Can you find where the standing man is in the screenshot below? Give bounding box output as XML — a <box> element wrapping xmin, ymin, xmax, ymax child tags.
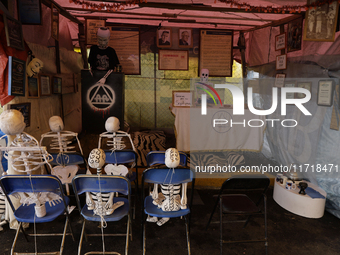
<box><xmin>88</xmin><ymin>27</ymin><xmax>120</xmax><ymax>71</ymax></box>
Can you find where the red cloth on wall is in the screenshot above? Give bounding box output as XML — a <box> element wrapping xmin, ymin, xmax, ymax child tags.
<box><xmin>0</xmin><ymin>12</ymin><xmax>29</xmax><ymax>106</ymax></box>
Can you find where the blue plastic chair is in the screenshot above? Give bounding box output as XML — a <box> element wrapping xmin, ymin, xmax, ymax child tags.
<box><xmin>49</xmin><ymin>152</ymin><xmax>89</xmax><ymax>173</ymax></box>
<box><xmin>104</xmin><ymin>149</ymin><xmax>138</xmax><ymax>218</ymax></box>
<box><xmin>72</xmin><ymin>174</ymin><xmax>132</xmax><ymax>255</ymax></box>
<box><xmin>141</xmin><ymin>167</ymin><xmax>195</xmax><ymax>255</ymax></box>
<box><xmin>146</xmin><ymin>151</ymin><xmax>188</xmax><ymax>167</ymax></box>
<box><xmin>0</xmin><ymin>175</ymin><xmax>75</xmax><ymax>255</ymax></box>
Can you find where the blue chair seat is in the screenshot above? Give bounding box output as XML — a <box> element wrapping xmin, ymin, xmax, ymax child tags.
<box><xmin>144</xmin><ymin>195</ymin><xmax>190</xmax><ymax>218</ymax></box>
<box><xmin>15</xmin><ymin>196</ymin><xmax>70</xmax><ymax>223</ymax></box>
<box><xmin>81</xmin><ymin>197</ymin><xmax>129</xmax><ymax>222</ymax></box>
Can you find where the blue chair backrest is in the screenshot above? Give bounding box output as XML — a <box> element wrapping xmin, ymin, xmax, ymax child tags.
<box><xmin>72</xmin><ymin>175</ymin><xmax>130</xmax><ymax>195</ymax></box>
<box><xmin>104</xmin><ymin>150</ymin><xmax>137</xmax><ymax>164</ymax></box>
<box><xmin>0</xmin><ymin>175</ymin><xmax>63</xmax><ymax>195</ymax></box>
<box><xmin>0</xmin><ymin>129</ymin><xmax>8</xmax><ymax>172</ymax></box>
<box><xmin>146</xmin><ymin>151</ymin><xmax>187</xmax><ymax>167</ymax></box>
<box><xmin>50</xmin><ymin>152</ymin><xmax>86</xmax><ymax>166</ymax></box>
<box><xmin>143</xmin><ymin>168</ymin><xmax>194</xmax><ymax>185</ymax></box>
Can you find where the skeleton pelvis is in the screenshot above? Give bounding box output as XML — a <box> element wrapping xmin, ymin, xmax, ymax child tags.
<box><xmin>160</xmin><ymin>194</ymin><xmax>181</xmax><ymax>212</ymax></box>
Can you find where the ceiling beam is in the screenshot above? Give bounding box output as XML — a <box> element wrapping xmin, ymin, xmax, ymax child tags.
<box><xmin>41</xmin><ymin>0</ymin><xmax>82</xmax><ymax>24</ymax></box>
<box><xmin>244</xmin><ymin>14</ymin><xmax>304</xmax><ymax>32</ymax></box>
<box><xmin>65</xmin><ymin>7</ymin><xmax>276</xmax><ymax>22</ymax></box>
<box><xmin>138</xmin><ymin>2</ymin><xmax>305</xmax><ymax>15</ymax></box>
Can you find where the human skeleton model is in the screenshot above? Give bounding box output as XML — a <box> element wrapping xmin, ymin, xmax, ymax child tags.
<box><xmin>0</xmin><ymin>110</ymin><xmax>61</xmax><ymax>218</ymax></box>
<box><xmin>147</xmin><ymin>148</ymin><xmax>188</xmax><ymax>226</ymax></box>
<box><xmin>98</xmin><ymin>116</ymin><xmax>136</xmax><ymax>177</ymax></box>
<box><xmin>86</xmin><ymin>148</ymin><xmax>123</xmax><ymax>217</ymax></box>
<box><xmin>40</xmin><ymin>116</ymin><xmax>86</xmax><ymax>194</ymax></box>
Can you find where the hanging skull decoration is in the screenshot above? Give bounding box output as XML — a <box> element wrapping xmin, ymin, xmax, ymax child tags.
<box><xmin>26</xmin><ymin>58</ymin><xmax>44</xmax><ymax>77</ymax></box>
<box><xmin>165</xmin><ymin>148</ymin><xmax>180</xmax><ymax>168</ymax></box>
<box><xmin>88</xmin><ymin>148</ymin><xmax>106</xmax><ymax>169</ymax></box>
<box><xmin>200</xmin><ymin>68</ymin><xmax>209</xmax><ymax>83</ymax></box>
<box><xmin>0</xmin><ymin>109</ymin><xmax>26</xmax><ymax>136</ymax></box>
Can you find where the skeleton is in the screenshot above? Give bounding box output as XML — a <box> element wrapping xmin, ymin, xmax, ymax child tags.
<box><xmin>40</xmin><ymin>116</ymin><xmax>86</xmax><ymax>194</ymax></box>
<box><xmin>195</xmin><ymin>68</ymin><xmax>214</xmax><ymax>106</ymax></box>
<box><xmin>0</xmin><ymin>110</ymin><xmax>58</xmax><ymax>218</ymax></box>
<box><xmin>148</xmin><ymin>148</ymin><xmax>188</xmax><ymax>226</ymax></box>
<box><xmin>99</xmin><ymin>116</ymin><xmax>136</xmax><ymax>177</ymax></box>
<box><xmin>86</xmin><ymin>148</ymin><xmax>124</xmax><ymax>217</ymax></box>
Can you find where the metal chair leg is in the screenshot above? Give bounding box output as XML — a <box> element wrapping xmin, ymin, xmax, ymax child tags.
<box><xmin>10</xmin><ymin>222</ymin><xmax>22</xmax><ymax>255</ymax></box>
<box><xmin>125</xmin><ymin>214</ymin><xmax>130</xmax><ymax>255</ymax></box>
<box><xmin>219</xmin><ymin>197</ymin><xmax>223</xmax><ymax>255</ymax></box>
<box><xmin>264</xmin><ymin>195</ymin><xmax>268</xmax><ymax>255</ymax></box>
<box><xmin>78</xmin><ymin>220</ymin><xmax>86</xmax><ymax>255</ymax></box>
<box><xmin>143</xmin><ymin>219</ymin><xmax>146</xmax><ymax>255</ymax></box>
<box><xmin>184</xmin><ymin>215</ymin><xmax>191</xmax><ymax>255</ymax></box>
<box><xmin>206</xmin><ymin>197</ymin><xmax>220</xmax><ymax>231</ymax></box>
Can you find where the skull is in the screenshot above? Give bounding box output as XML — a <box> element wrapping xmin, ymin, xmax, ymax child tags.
<box><xmin>97</xmin><ymin>27</ymin><xmax>110</xmax><ymax>50</ymax></box>
<box><xmin>0</xmin><ymin>109</ymin><xmax>26</xmax><ymax>135</ymax></box>
<box><xmin>49</xmin><ymin>116</ymin><xmax>64</xmax><ymax>132</ymax></box>
<box><xmin>105</xmin><ymin>117</ymin><xmax>120</xmax><ymax>133</ymax></box>
<box><xmin>27</xmin><ymin>58</ymin><xmax>43</xmax><ymax>77</ymax></box>
<box><xmin>88</xmin><ymin>148</ymin><xmax>106</xmax><ymax>169</ymax></box>
<box><xmin>200</xmin><ymin>69</ymin><xmax>209</xmax><ymax>83</ymax></box>
<box><xmin>165</xmin><ymin>148</ymin><xmax>180</xmax><ymax>168</ymax></box>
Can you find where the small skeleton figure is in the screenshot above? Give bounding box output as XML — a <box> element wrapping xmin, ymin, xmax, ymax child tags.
<box><xmin>40</xmin><ymin>116</ymin><xmax>87</xmax><ymax>194</ymax></box>
<box><xmin>148</xmin><ymin>148</ymin><xmax>188</xmax><ymax>226</ymax></box>
<box><xmin>0</xmin><ymin>110</ymin><xmax>52</xmax><ymax>175</ymax></box>
<box><xmin>195</xmin><ymin>68</ymin><xmax>215</xmax><ymax>106</ymax></box>
<box><xmin>86</xmin><ymin>148</ymin><xmax>124</xmax><ymax>217</ymax></box>
<box><xmin>99</xmin><ymin>117</ymin><xmax>136</xmax><ymax>177</ymax></box>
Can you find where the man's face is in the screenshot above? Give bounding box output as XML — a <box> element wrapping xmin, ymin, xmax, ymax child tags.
<box><xmin>98</xmin><ymin>36</ymin><xmax>109</xmax><ymax>49</ymax></box>
<box><xmin>181</xmin><ymin>31</ymin><xmax>189</xmax><ymax>42</ymax></box>
<box><xmin>161</xmin><ymin>32</ymin><xmax>169</xmax><ymax>43</ymax></box>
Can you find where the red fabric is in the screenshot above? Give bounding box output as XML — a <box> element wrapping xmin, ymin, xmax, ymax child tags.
<box><xmin>0</xmin><ymin>12</ymin><xmax>29</xmax><ymax>106</ymax></box>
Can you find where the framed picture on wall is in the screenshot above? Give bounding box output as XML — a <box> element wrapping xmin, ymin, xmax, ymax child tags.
<box><xmin>9</xmin><ymin>103</ymin><xmax>31</xmax><ymax>127</ymax></box>
<box><xmin>303</xmin><ymin>0</ymin><xmax>339</xmax><ymax>42</ymax></box>
<box><xmin>157</xmin><ymin>28</ymin><xmax>172</xmax><ymax>48</ymax></box>
<box><xmin>8</xmin><ymin>56</ymin><xmax>25</xmax><ymax>96</ymax></box>
<box><xmin>317</xmin><ymin>80</ymin><xmax>334</xmax><ymax>106</ymax></box>
<box><xmin>17</xmin><ymin>0</ymin><xmax>42</xmax><ymax>25</ymax></box>
<box><xmin>274</xmin><ymin>73</ymin><xmax>286</xmax><ymax>87</ymax></box>
<box><xmin>275</xmin><ymin>33</ymin><xmax>286</xmax><ymax>51</ymax></box>
<box><xmin>3</xmin><ymin>14</ymin><xmax>25</xmax><ymax>51</ymax></box>
<box><xmin>284</xmin><ymin>82</ymin><xmax>296</xmax><ymax>99</ymax></box>
<box><xmin>287</xmin><ymin>17</ymin><xmax>303</xmax><ymax>52</ymax></box>
<box><xmin>52</xmin><ymin>76</ymin><xmax>62</xmax><ymax>94</ymax></box>
<box><xmin>51</xmin><ymin>4</ymin><xmax>59</xmax><ymax>41</ymax></box>
<box><xmin>296</xmin><ymin>82</ymin><xmax>312</xmax><ymax>99</ymax></box>
<box><xmin>27</xmin><ymin>77</ymin><xmax>39</xmax><ymax>98</ymax></box>
<box><xmin>178</xmin><ymin>28</ymin><xmax>193</xmax><ymax>48</ymax></box>
<box><xmin>159</xmin><ymin>50</ymin><xmax>188</xmax><ymax>70</ymax></box>
<box><xmin>40</xmin><ymin>74</ymin><xmax>51</xmax><ymax>96</ymax></box>
<box><xmin>276</xmin><ymin>54</ymin><xmax>287</xmax><ymax>70</ymax></box>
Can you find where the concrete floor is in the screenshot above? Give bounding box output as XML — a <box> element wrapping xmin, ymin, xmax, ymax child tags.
<box><xmin>1</xmin><ymin>186</ymin><xmax>340</xmax><ymax>255</ymax></box>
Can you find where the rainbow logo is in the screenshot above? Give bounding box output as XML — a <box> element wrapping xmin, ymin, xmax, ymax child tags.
<box><xmin>196</xmin><ymin>82</ymin><xmax>223</xmax><ymax>106</ymax></box>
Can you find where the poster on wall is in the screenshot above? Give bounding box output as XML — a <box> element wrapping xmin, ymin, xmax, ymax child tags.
<box><xmin>199</xmin><ymin>29</ymin><xmax>233</xmax><ymax>77</ymax></box>
<box><xmin>4</xmin><ymin>14</ymin><xmax>25</xmax><ymax>51</ymax></box>
<box><xmin>158</xmin><ymin>50</ymin><xmax>188</xmax><ymax>70</ymax></box>
<box><xmin>8</xmin><ymin>56</ymin><xmax>25</xmax><ymax>96</ymax></box>
<box><xmin>303</xmin><ymin>0</ymin><xmax>339</xmax><ymax>42</ymax></box>
<box><xmin>287</xmin><ymin>17</ymin><xmax>303</xmax><ymax>52</ymax></box>
<box><xmin>86</xmin><ymin>19</ymin><xmax>106</xmax><ymax>45</ymax></box>
<box><xmin>17</xmin><ymin>0</ymin><xmax>42</xmax><ymax>25</ymax></box>
<box><xmin>107</xmin><ymin>25</ymin><xmax>140</xmax><ymax>75</ymax></box>
<box><xmin>51</xmin><ymin>4</ymin><xmax>59</xmax><ymax>41</ymax></box>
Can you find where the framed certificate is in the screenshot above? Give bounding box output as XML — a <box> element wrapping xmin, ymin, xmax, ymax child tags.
<box><xmin>296</xmin><ymin>82</ymin><xmax>312</xmax><ymax>99</ymax></box>
<box><xmin>284</xmin><ymin>82</ymin><xmax>296</xmax><ymax>99</ymax></box>
<box><xmin>159</xmin><ymin>50</ymin><xmax>188</xmax><ymax>70</ymax></box>
<box><xmin>275</xmin><ymin>32</ymin><xmax>286</xmax><ymax>51</ymax></box>
<box><xmin>276</xmin><ymin>54</ymin><xmax>287</xmax><ymax>70</ymax></box>
<box><xmin>3</xmin><ymin>14</ymin><xmax>25</xmax><ymax>51</ymax></box>
<box><xmin>52</xmin><ymin>76</ymin><xmax>62</xmax><ymax>94</ymax></box>
<box><xmin>172</xmin><ymin>90</ymin><xmax>192</xmax><ymax>107</ymax></box>
<box><xmin>317</xmin><ymin>80</ymin><xmax>334</xmax><ymax>106</ymax></box>
<box><xmin>17</xmin><ymin>0</ymin><xmax>42</xmax><ymax>25</ymax></box>
<box><xmin>274</xmin><ymin>73</ymin><xmax>286</xmax><ymax>87</ymax></box>
<box><xmin>27</xmin><ymin>77</ymin><xmax>39</xmax><ymax>98</ymax></box>
<box><xmin>40</xmin><ymin>74</ymin><xmax>51</xmax><ymax>96</ymax></box>
<box><xmin>8</xmin><ymin>56</ymin><xmax>25</xmax><ymax>96</ymax></box>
